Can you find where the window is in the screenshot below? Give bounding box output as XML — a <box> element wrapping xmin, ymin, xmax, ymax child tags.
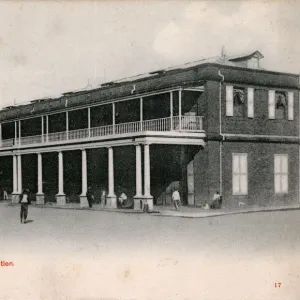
<box><xmin>269</xmin><ymin>90</ymin><xmax>293</xmax><ymax>120</ymax></box>
<box><xmin>275</xmin><ymin>92</ymin><xmax>287</xmax><ymax>120</ymax></box>
<box><xmin>232</xmin><ymin>153</ymin><xmax>248</xmax><ymax>195</ymax></box>
<box><xmin>274</xmin><ymin>154</ymin><xmax>288</xmax><ymax>194</ymax></box>
<box><xmin>226</xmin><ymin>85</ymin><xmax>247</xmax><ymax>117</ymax></box>
<box><xmin>233</xmin><ymin>88</ymin><xmax>245</xmax><ymax>117</ymax></box>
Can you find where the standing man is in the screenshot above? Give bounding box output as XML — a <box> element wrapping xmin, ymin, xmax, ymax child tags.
<box><xmin>3</xmin><ymin>188</ymin><xmax>8</xmax><ymax>200</ymax></box>
<box><xmin>86</xmin><ymin>186</ymin><xmax>94</xmax><ymax>208</ymax></box>
<box><xmin>19</xmin><ymin>188</ymin><xmax>30</xmax><ymax>224</ymax></box>
<box><xmin>172</xmin><ymin>187</ymin><xmax>181</xmax><ymax>210</ymax></box>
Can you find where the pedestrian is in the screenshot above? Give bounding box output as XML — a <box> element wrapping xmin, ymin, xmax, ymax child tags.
<box><xmin>19</xmin><ymin>189</ymin><xmax>30</xmax><ymax>224</ymax></box>
<box><xmin>210</xmin><ymin>191</ymin><xmax>221</xmax><ymax>209</ymax></box>
<box><xmin>118</xmin><ymin>192</ymin><xmax>127</xmax><ymax>208</ymax></box>
<box><xmin>3</xmin><ymin>188</ymin><xmax>8</xmax><ymax>200</ymax></box>
<box><xmin>100</xmin><ymin>189</ymin><xmax>106</xmax><ymax>207</ymax></box>
<box><xmin>86</xmin><ymin>186</ymin><xmax>94</xmax><ymax>208</ymax></box>
<box><xmin>172</xmin><ymin>187</ymin><xmax>180</xmax><ymax>210</ymax></box>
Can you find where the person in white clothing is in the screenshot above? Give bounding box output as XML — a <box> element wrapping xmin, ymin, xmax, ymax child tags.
<box><xmin>172</xmin><ymin>188</ymin><xmax>180</xmax><ymax>210</ymax></box>
<box><xmin>210</xmin><ymin>191</ymin><xmax>221</xmax><ymax>209</ymax></box>
<box><xmin>118</xmin><ymin>192</ymin><xmax>127</xmax><ymax>208</ymax></box>
<box><xmin>3</xmin><ymin>188</ymin><xmax>8</xmax><ymax>200</ymax></box>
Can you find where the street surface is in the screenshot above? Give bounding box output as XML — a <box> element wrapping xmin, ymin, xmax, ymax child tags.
<box><xmin>0</xmin><ymin>202</ymin><xmax>299</xmax><ymax>300</ymax></box>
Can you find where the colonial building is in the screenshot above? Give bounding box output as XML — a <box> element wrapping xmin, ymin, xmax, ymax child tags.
<box><xmin>0</xmin><ymin>50</ymin><xmax>299</xmax><ymax>210</ymax></box>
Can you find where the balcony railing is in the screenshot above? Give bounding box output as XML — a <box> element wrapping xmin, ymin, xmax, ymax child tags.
<box><xmin>0</xmin><ymin>116</ymin><xmax>204</xmax><ymax>149</ymax></box>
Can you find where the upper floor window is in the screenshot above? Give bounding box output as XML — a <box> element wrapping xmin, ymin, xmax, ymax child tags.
<box><xmin>233</xmin><ymin>88</ymin><xmax>245</xmax><ymax>117</ymax></box>
<box><xmin>268</xmin><ymin>90</ymin><xmax>294</xmax><ymax>120</ymax></box>
<box><xmin>226</xmin><ymin>85</ymin><xmax>254</xmax><ymax>118</ymax></box>
<box><xmin>275</xmin><ymin>92</ymin><xmax>287</xmax><ymax>119</ymax></box>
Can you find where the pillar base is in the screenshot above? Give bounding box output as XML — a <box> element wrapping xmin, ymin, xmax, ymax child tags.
<box><xmin>80</xmin><ymin>195</ymin><xmax>89</xmax><ymax>208</ymax></box>
<box><xmin>56</xmin><ymin>194</ymin><xmax>66</xmax><ymax>205</ymax></box>
<box><xmin>106</xmin><ymin>195</ymin><xmax>117</xmax><ymax>209</ymax></box>
<box><xmin>36</xmin><ymin>193</ymin><xmax>45</xmax><ymax>205</ymax></box>
<box><xmin>133</xmin><ymin>195</ymin><xmax>143</xmax><ymax>211</ymax></box>
<box><xmin>143</xmin><ymin>196</ymin><xmax>154</xmax><ymax>212</ymax></box>
<box><xmin>11</xmin><ymin>193</ymin><xmax>20</xmax><ymax>204</ymax></box>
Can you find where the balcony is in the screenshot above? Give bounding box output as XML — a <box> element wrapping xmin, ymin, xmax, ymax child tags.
<box><xmin>0</xmin><ymin>115</ymin><xmax>204</xmax><ymax>149</ymax></box>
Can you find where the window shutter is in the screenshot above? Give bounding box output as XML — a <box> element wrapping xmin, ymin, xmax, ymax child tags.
<box><xmin>288</xmin><ymin>92</ymin><xmax>294</xmax><ymax>120</ymax></box>
<box><xmin>226</xmin><ymin>86</ymin><xmax>233</xmax><ymax>116</ymax></box>
<box><xmin>268</xmin><ymin>90</ymin><xmax>275</xmax><ymax>119</ymax></box>
<box><xmin>247</xmin><ymin>88</ymin><xmax>254</xmax><ymax>118</ymax></box>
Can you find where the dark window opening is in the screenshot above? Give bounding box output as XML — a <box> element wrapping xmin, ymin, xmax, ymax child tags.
<box><xmin>275</xmin><ymin>92</ymin><xmax>287</xmax><ymax>120</ymax></box>
<box><xmin>233</xmin><ymin>88</ymin><xmax>245</xmax><ymax>117</ymax></box>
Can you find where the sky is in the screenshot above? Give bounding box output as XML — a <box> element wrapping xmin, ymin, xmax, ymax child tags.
<box><xmin>0</xmin><ymin>0</ymin><xmax>299</xmax><ymax>108</ymax></box>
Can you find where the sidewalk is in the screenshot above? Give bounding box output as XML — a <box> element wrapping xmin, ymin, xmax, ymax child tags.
<box><xmin>4</xmin><ymin>200</ymin><xmax>300</xmax><ymax>218</ymax></box>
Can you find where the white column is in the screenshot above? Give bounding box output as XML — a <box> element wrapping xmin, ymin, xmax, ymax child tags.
<box><xmin>108</xmin><ymin>147</ymin><xmax>115</xmax><ymax>197</ymax></box>
<box><xmin>37</xmin><ymin>153</ymin><xmax>43</xmax><ymax>194</ymax></box>
<box><xmin>66</xmin><ymin>111</ymin><xmax>69</xmax><ymax>140</ymax></box>
<box><xmin>170</xmin><ymin>92</ymin><xmax>173</xmax><ymax>130</ymax></box>
<box><xmin>135</xmin><ymin>144</ymin><xmax>142</xmax><ymax>197</ymax></box>
<box><xmin>17</xmin><ymin>155</ymin><xmax>22</xmax><ymax>194</ymax></box>
<box><xmin>88</xmin><ymin>107</ymin><xmax>91</xmax><ymax>137</ymax></box>
<box><xmin>11</xmin><ymin>155</ymin><xmax>19</xmax><ymax>203</ymax></box>
<box><xmin>140</xmin><ymin>97</ymin><xmax>143</xmax><ymax>131</ymax></box>
<box><xmin>46</xmin><ymin>115</ymin><xmax>49</xmax><ymax>142</ymax></box>
<box><xmin>133</xmin><ymin>144</ymin><xmax>143</xmax><ymax>210</ymax></box>
<box><xmin>106</xmin><ymin>147</ymin><xmax>117</xmax><ymax>208</ymax></box>
<box><xmin>144</xmin><ymin>144</ymin><xmax>151</xmax><ymax>197</ymax></box>
<box><xmin>81</xmin><ymin>149</ymin><xmax>87</xmax><ymax>196</ymax></box>
<box><xmin>112</xmin><ymin>103</ymin><xmax>115</xmax><ymax>134</ymax></box>
<box><xmin>80</xmin><ymin>149</ymin><xmax>89</xmax><ymax>207</ymax></box>
<box><xmin>58</xmin><ymin>151</ymin><xmax>64</xmax><ymax>195</ymax></box>
<box><xmin>143</xmin><ymin>144</ymin><xmax>153</xmax><ymax>211</ymax></box>
<box><xmin>179</xmin><ymin>89</ymin><xmax>182</xmax><ymax>130</ymax></box>
<box><xmin>12</xmin><ymin>155</ymin><xmax>18</xmax><ymax>194</ymax></box>
<box><xmin>36</xmin><ymin>152</ymin><xmax>45</xmax><ymax>204</ymax></box>
<box><xmin>56</xmin><ymin>151</ymin><xmax>66</xmax><ymax>205</ymax></box>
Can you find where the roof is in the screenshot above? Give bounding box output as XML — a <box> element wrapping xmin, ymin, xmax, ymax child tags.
<box><xmin>1</xmin><ymin>50</ymin><xmax>298</xmax><ymax>117</ymax></box>
<box><xmin>228</xmin><ymin>50</ymin><xmax>264</xmax><ymax>61</ymax></box>
<box><xmin>111</xmin><ymin>51</ymin><xmax>263</xmax><ymax>85</ymax></box>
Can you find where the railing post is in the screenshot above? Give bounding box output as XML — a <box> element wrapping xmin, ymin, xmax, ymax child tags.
<box><xmin>140</xmin><ymin>97</ymin><xmax>143</xmax><ymax>131</ymax></box>
<box><xmin>88</xmin><ymin>107</ymin><xmax>91</xmax><ymax>137</ymax></box>
<box><xmin>170</xmin><ymin>92</ymin><xmax>173</xmax><ymax>130</ymax></box>
<box><xmin>46</xmin><ymin>115</ymin><xmax>49</xmax><ymax>143</ymax></box>
<box><xmin>18</xmin><ymin>120</ymin><xmax>21</xmax><ymax>146</ymax></box>
<box><xmin>179</xmin><ymin>89</ymin><xmax>182</xmax><ymax>130</ymax></box>
<box><xmin>14</xmin><ymin>121</ymin><xmax>17</xmax><ymax>146</ymax></box>
<box><xmin>66</xmin><ymin>111</ymin><xmax>69</xmax><ymax>140</ymax></box>
<box><xmin>41</xmin><ymin>116</ymin><xmax>44</xmax><ymax>143</ymax></box>
<box><xmin>112</xmin><ymin>103</ymin><xmax>115</xmax><ymax>134</ymax></box>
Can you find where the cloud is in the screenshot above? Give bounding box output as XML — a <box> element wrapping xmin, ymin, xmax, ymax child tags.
<box><xmin>0</xmin><ymin>1</ymin><xmax>299</xmax><ymax>108</ymax></box>
<box><xmin>153</xmin><ymin>1</ymin><xmax>300</xmax><ymax>73</ymax></box>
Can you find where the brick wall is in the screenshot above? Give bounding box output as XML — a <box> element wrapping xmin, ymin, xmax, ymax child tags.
<box><xmin>222</xmin><ymin>142</ymin><xmax>299</xmax><ymax>208</ymax></box>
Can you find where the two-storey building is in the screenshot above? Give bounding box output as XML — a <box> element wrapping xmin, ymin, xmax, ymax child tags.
<box><xmin>0</xmin><ymin>50</ymin><xmax>299</xmax><ymax>210</ymax></box>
